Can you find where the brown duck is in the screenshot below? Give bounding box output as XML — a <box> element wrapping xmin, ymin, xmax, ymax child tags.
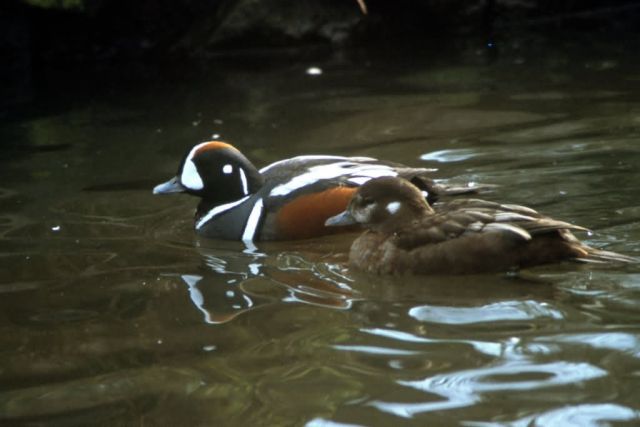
<box><xmin>325</xmin><ymin>177</ymin><xmax>635</xmax><ymax>275</ymax></box>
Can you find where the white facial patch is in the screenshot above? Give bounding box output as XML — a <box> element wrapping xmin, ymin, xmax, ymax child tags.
<box><xmin>353</xmin><ymin>203</ymin><xmax>377</xmax><ymax>224</ymax></box>
<box><xmin>269</xmin><ymin>161</ymin><xmax>397</xmax><ymax>197</ymax></box>
<box><xmin>181</xmin><ymin>158</ymin><xmax>203</xmax><ymax>190</ymax></box>
<box><xmin>386</xmin><ymin>201</ymin><xmax>401</xmax><ymax>215</ymax></box>
<box><xmin>222</xmin><ymin>164</ymin><xmax>233</xmax><ymax>174</ymax></box>
<box><xmin>181</xmin><ymin>143</ymin><xmax>210</xmax><ymax>191</ymax></box>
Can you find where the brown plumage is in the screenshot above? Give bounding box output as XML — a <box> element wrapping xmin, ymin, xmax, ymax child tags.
<box><xmin>325</xmin><ymin>177</ymin><xmax>635</xmax><ymax>275</ymax></box>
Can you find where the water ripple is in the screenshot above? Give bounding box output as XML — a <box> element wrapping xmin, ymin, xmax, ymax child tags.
<box><xmin>420</xmin><ymin>149</ymin><xmax>480</xmax><ymax>163</ymax></box>
<box><xmin>370</xmin><ymin>361</ymin><xmax>606</xmax><ymax>417</ymax></box>
<box><xmin>536</xmin><ymin>332</ymin><xmax>640</xmax><ymax>358</ymax></box>
<box><xmin>332</xmin><ymin>345</ymin><xmax>421</xmax><ymax>356</ymax></box>
<box><xmin>306</xmin><ymin>418</ymin><xmax>364</xmax><ymax>427</ymax></box>
<box><xmin>362</xmin><ymin>328</ymin><xmax>503</xmax><ymax>358</ymax></box>
<box><xmin>408</xmin><ymin>300</ymin><xmax>563</xmax><ymax>325</ymax></box>
<box><xmin>507</xmin><ymin>403</ymin><xmax>640</xmax><ymax>427</ymax></box>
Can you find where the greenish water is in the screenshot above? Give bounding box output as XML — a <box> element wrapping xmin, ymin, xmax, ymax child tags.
<box><xmin>2</xmin><ymin>43</ymin><xmax>640</xmax><ymax>426</ymax></box>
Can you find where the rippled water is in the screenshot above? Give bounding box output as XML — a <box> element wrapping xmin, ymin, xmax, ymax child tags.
<box><xmin>2</xmin><ymin>42</ymin><xmax>640</xmax><ymax>426</ymax></box>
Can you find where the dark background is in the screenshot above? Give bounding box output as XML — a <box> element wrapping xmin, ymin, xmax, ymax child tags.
<box><xmin>2</xmin><ymin>0</ymin><xmax>640</xmax><ymax>112</ymax></box>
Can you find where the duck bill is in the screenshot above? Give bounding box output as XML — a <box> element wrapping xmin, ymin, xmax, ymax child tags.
<box><xmin>325</xmin><ymin>210</ymin><xmax>357</xmax><ymax>227</ymax></box>
<box><xmin>153</xmin><ymin>176</ymin><xmax>186</xmax><ymax>194</ymax></box>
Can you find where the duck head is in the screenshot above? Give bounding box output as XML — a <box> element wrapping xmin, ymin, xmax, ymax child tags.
<box><xmin>325</xmin><ymin>177</ymin><xmax>434</xmax><ymax>233</ymax></box>
<box><xmin>153</xmin><ymin>141</ymin><xmax>264</xmax><ymax>207</ymax></box>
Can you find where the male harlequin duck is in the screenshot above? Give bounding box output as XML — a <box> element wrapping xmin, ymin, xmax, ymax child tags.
<box><xmin>325</xmin><ymin>177</ymin><xmax>636</xmax><ymax>274</ymax></box>
<box><xmin>153</xmin><ymin>141</ymin><xmax>484</xmax><ymax>241</ymax></box>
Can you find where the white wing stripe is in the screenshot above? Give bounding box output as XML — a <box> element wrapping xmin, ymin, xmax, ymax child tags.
<box><xmin>269</xmin><ymin>162</ymin><xmax>397</xmax><ymax>197</ymax></box>
<box><xmin>258</xmin><ymin>155</ymin><xmax>376</xmax><ymax>174</ymax></box>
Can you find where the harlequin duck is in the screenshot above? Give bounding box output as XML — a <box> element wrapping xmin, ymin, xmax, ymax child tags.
<box><xmin>153</xmin><ymin>141</ymin><xmax>485</xmax><ymax>241</ymax></box>
<box><xmin>325</xmin><ymin>177</ymin><xmax>636</xmax><ymax>274</ymax></box>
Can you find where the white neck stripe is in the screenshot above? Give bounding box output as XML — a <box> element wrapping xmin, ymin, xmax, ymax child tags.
<box><xmin>195</xmin><ymin>196</ymin><xmax>250</xmax><ymax>229</ymax></box>
<box><xmin>239</xmin><ymin>168</ymin><xmax>249</xmax><ymax>195</ymax></box>
<box><xmin>242</xmin><ymin>198</ymin><xmax>264</xmax><ymax>242</ymax></box>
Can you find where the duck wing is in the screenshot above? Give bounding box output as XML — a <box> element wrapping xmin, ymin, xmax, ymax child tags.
<box><xmin>261</xmin><ymin>157</ymin><xmax>491</xmax><ymax>205</ymax></box>
<box><xmin>395</xmin><ymin>199</ymin><xmax>587</xmax><ymax>251</ymax></box>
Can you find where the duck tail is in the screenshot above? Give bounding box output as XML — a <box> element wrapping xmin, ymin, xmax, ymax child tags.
<box><xmin>577</xmin><ymin>247</ymin><xmax>639</xmax><ymax>264</ymax></box>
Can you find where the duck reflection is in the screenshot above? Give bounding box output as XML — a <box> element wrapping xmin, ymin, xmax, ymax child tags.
<box><xmin>181</xmin><ymin>238</ymin><xmax>358</xmax><ymax>324</ymax></box>
<box><xmin>181</xmin><ymin>274</ymin><xmax>255</xmax><ymax>324</ymax></box>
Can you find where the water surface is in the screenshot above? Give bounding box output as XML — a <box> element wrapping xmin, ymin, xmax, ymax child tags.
<box><xmin>1</xmin><ymin>43</ymin><xmax>640</xmax><ymax>426</ymax></box>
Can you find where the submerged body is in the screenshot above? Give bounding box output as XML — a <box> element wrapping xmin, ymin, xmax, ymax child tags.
<box><xmin>326</xmin><ymin>177</ymin><xmax>635</xmax><ymax>275</ymax></box>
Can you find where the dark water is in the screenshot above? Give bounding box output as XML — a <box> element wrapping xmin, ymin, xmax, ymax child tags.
<box><xmin>2</xmin><ymin>42</ymin><xmax>640</xmax><ymax>426</ymax></box>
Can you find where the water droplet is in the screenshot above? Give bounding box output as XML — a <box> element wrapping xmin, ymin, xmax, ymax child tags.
<box><xmin>306</xmin><ymin>66</ymin><xmax>322</xmax><ymax>76</ymax></box>
<box><xmin>51</xmin><ymin>225</ymin><xmax>61</xmax><ymax>232</ymax></box>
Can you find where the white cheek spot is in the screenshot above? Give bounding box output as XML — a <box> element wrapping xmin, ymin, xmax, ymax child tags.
<box><xmin>386</xmin><ymin>201</ymin><xmax>401</xmax><ymax>215</ymax></box>
<box><xmin>181</xmin><ymin>158</ymin><xmax>203</xmax><ymax>190</ymax></box>
<box><xmin>222</xmin><ymin>164</ymin><xmax>233</xmax><ymax>174</ymax></box>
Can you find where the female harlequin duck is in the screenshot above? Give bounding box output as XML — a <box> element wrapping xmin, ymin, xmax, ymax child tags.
<box><xmin>325</xmin><ymin>177</ymin><xmax>635</xmax><ymax>274</ymax></box>
<box><xmin>153</xmin><ymin>141</ymin><xmax>484</xmax><ymax>241</ymax></box>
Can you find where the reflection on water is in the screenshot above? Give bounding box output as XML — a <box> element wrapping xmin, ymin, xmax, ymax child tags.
<box><xmin>510</xmin><ymin>403</ymin><xmax>640</xmax><ymax>427</ymax></box>
<box><xmin>179</xmin><ymin>241</ymin><xmax>358</xmax><ymax>324</ymax></box>
<box><xmin>1</xmin><ymin>42</ymin><xmax>640</xmax><ymax>425</ymax></box>
<box><xmin>408</xmin><ymin>300</ymin><xmax>564</xmax><ymax>324</ymax></box>
<box><xmin>371</xmin><ymin>361</ymin><xmax>607</xmax><ymax>415</ymax></box>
